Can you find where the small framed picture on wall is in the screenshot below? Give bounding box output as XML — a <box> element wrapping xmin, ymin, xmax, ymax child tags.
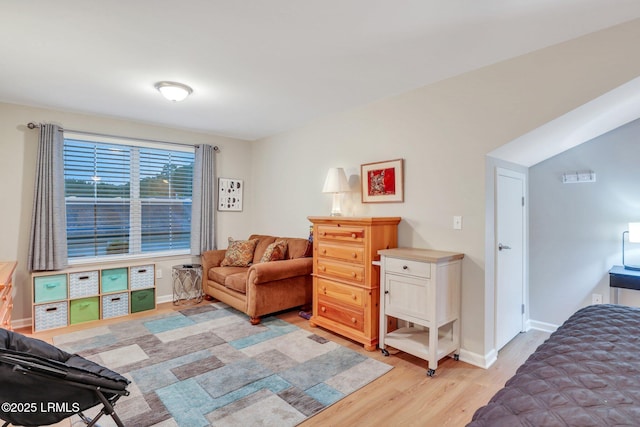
<box><xmin>218</xmin><ymin>178</ymin><xmax>243</xmax><ymax>211</ymax></box>
<box><xmin>361</xmin><ymin>159</ymin><xmax>404</xmax><ymax>203</ymax></box>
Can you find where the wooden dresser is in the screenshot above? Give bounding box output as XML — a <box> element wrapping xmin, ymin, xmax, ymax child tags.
<box><xmin>308</xmin><ymin>216</ymin><xmax>401</xmax><ymax>351</ymax></box>
<box><xmin>0</xmin><ymin>261</ymin><xmax>17</xmax><ymax>331</ymax></box>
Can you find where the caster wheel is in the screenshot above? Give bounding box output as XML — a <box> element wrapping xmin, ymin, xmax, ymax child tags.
<box><xmin>427</xmin><ymin>369</ymin><xmax>436</xmax><ymax>377</ymax></box>
<box><xmin>381</xmin><ymin>348</ymin><xmax>389</xmax><ymax>357</ymax></box>
<box><xmin>454</xmin><ymin>354</ymin><xmax>460</xmax><ymax>361</ymax></box>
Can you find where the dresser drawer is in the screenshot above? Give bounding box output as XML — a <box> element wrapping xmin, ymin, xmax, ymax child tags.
<box><xmin>69</xmin><ymin>271</ymin><xmax>99</xmax><ymax>298</ymax></box>
<box><xmin>130</xmin><ymin>265</ymin><xmax>154</xmax><ymax>290</ymax></box>
<box><xmin>69</xmin><ymin>297</ymin><xmax>100</xmax><ymax>325</ymax></box>
<box><xmin>385</xmin><ymin>257</ymin><xmax>431</xmax><ymax>279</ymax></box>
<box><xmin>317</xmin><ymin>259</ymin><xmax>365</xmax><ymax>284</ymax></box>
<box><xmin>317</xmin><ymin>296</ymin><xmax>364</xmax><ymax>332</ymax></box>
<box><xmin>317</xmin><ymin>225</ymin><xmax>365</xmax><ymax>243</ymax></box>
<box><xmin>317</xmin><ymin>278</ymin><xmax>364</xmax><ymax>307</ymax></box>
<box><xmin>33</xmin><ymin>275</ymin><xmax>68</xmax><ymax>303</ymax></box>
<box><xmin>101</xmin><ymin>268</ymin><xmax>129</xmax><ymax>293</ymax></box>
<box><xmin>317</xmin><ymin>242</ymin><xmax>364</xmax><ymax>264</ymax></box>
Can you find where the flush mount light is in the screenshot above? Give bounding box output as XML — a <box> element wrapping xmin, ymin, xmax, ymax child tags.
<box><xmin>154</xmin><ymin>81</ymin><xmax>193</xmax><ymax>102</ymax></box>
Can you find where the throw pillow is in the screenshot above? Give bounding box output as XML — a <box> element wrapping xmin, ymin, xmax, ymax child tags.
<box><xmin>259</xmin><ymin>240</ymin><xmax>288</xmax><ymax>263</ymax></box>
<box><xmin>221</xmin><ymin>238</ymin><xmax>259</xmax><ymax>267</ymax></box>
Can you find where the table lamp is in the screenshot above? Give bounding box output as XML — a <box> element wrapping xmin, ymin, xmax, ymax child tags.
<box><xmin>322</xmin><ymin>167</ymin><xmax>350</xmax><ymax>216</ymax></box>
<box><xmin>623</xmin><ymin>222</ymin><xmax>640</xmax><ymax>270</ymax></box>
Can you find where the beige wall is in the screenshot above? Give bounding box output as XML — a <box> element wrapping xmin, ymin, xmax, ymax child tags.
<box><xmin>0</xmin><ymin>103</ymin><xmax>252</xmax><ymax>327</ymax></box>
<box><xmin>250</xmin><ymin>19</ymin><xmax>640</xmax><ymax>361</ymax></box>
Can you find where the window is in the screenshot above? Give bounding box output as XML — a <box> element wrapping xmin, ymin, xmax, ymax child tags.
<box><xmin>63</xmin><ymin>133</ymin><xmax>195</xmax><ymax>261</ymax></box>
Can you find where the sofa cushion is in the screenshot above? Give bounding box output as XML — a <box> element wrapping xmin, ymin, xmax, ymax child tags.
<box><xmin>260</xmin><ymin>240</ymin><xmax>288</xmax><ymax>263</ymax></box>
<box><xmin>224</xmin><ymin>272</ymin><xmax>248</xmax><ymax>294</ymax></box>
<box><xmin>209</xmin><ymin>266</ymin><xmax>247</xmax><ymax>284</ymax></box>
<box><xmin>221</xmin><ymin>238</ymin><xmax>258</xmax><ymax>267</ymax></box>
<box><xmin>287</xmin><ymin>238</ymin><xmax>311</xmax><ymax>259</ymax></box>
<box><xmin>249</xmin><ymin>235</ymin><xmax>277</xmax><ymax>264</ymax></box>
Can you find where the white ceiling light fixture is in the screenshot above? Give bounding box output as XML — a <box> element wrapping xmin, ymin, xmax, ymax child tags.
<box><xmin>154</xmin><ymin>81</ymin><xmax>193</xmax><ymax>102</ymax></box>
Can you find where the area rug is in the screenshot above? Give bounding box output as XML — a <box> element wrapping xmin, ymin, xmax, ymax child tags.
<box><xmin>53</xmin><ymin>302</ymin><xmax>392</xmax><ymax>426</ymax></box>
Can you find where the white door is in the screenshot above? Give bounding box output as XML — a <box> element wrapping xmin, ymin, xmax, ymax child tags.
<box><xmin>495</xmin><ymin>168</ymin><xmax>525</xmax><ymax>350</ymax></box>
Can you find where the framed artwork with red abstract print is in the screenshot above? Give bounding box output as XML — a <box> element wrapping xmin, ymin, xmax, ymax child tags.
<box><xmin>361</xmin><ymin>158</ymin><xmax>404</xmax><ymax>203</ymax></box>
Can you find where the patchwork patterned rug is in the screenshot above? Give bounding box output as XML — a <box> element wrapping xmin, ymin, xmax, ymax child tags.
<box><xmin>53</xmin><ymin>303</ymin><xmax>392</xmax><ymax>426</ymax></box>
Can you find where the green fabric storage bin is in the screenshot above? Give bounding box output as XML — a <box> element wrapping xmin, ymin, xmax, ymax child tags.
<box><xmin>69</xmin><ymin>297</ymin><xmax>100</xmax><ymax>325</ymax></box>
<box><xmin>34</xmin><ymin>274</ymin><xmax>68</xmax><ymax>303</ymax></box>
<box><xmin>101</xmin><ymin>268</ymin><xmax>128</xmax><ymax>293</ymax></box>
<box><xmin>130</xmin><ymin>289</ymin><xmax>155</xmax><ymax>313</ymax></box>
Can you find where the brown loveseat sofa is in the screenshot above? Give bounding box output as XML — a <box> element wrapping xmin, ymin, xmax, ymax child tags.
<box><xmin>201</xmin><ymin>234</ymin><xmax>313</xmax><ymax>324</ymax></box>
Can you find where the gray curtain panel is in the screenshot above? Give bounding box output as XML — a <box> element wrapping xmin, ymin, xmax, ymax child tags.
<box><xmin>191</xmin><ymin>144</ymin><xmax>216</xmax><ymax>254</ymax></box>
<box><xmin>28</xmin><ymin>124</ymin><xmax>68</xmax><ymax>271</ymax></box>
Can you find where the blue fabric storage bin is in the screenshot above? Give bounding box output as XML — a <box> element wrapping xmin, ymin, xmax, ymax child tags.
<box><xmin>34</xmin><ymin>275</ymin><xmax>68</xmax><ymax>303</ymax></box>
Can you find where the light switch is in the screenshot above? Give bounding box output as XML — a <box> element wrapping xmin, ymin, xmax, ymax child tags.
<box><xmin>453</xmin><ymin>216</ymin><xmax>462</xmax><ymax>230</ymax></box>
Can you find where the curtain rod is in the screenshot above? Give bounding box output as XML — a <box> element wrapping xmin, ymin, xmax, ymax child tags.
<box><xmin>26</xmin><ymin>122</ymin><xmax>220</xmax><ymax>152</ymax></box>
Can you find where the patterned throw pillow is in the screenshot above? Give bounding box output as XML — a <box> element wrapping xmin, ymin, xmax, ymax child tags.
<box><xmin>220</xmin><ymin>238</ymin><xmax>259</xmax><ymax>267</ymax></box>
<box><xmin>259</xmin><ymin>240</ymin><xmax>288</xmax><ymax>263</ymax></box>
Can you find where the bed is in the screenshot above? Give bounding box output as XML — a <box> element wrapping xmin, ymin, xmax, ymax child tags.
<box><xmin>468</xmin><ymin>304</ymin><xmax>640</xmax><ymax>426</ymax></box>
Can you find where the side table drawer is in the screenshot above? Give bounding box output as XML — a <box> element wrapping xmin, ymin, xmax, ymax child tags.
<box><xmin>317</xmin><ymin>278</ymin><xmax>364</xmax><ymax>307</ymax></box>
<box><xmin>384</xmin><ymin>257</ymin><xmax>431</xmax><ymax>278</ymax></box>
<box><xmin>69</xmin><ymin>271</ymin><xmax>99</xmax><ymax>298</ymax></box>
<box><xmin>34</xmin><ymin>275</ymin><xmax>68</xmax><ymax>303</ymax></box>
<box><xmin>130</xmin><ymin>265</ymin><xmax>154</xmax><ymax>290</ymax></box>
<box><xmin>317</xmin><ymin>296</ymin><xmax>364</xmax><ymax>332</ymax></box>
<box><xmin>34</xmin><ymin>301</ymin><xmax>68</xmax><ymax>332</ymax></box>
<box><xmin>101</xmin><ymin>268</ymin><xmax>129</xmax><ymax>293</ymax></box>
<box><xmin>317</xmin><ymin>243</ymin><xmax>364</xmax><ymax>263</ymax></box>
<box><xmin>70</xmin><ymin>297</ymin><xmax>100</xmax><ymax>325</ymax></box>
<box><xmin>102</xmin><ymin>292</ymin><xmax>129</xmax><ymax>319</ymax></box>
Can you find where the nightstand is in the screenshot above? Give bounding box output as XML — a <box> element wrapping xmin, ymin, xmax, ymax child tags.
<box><xmin>609</xmin><ymin>265</ymin><xmax>640</xmax><ymax>304</ymax></box>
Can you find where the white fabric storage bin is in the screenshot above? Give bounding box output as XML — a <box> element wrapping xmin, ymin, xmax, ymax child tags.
<box><xmin>101</xmin><ymin>292</ymin><xmax>129</xmax><ymax>319</ymax></box>
<box><xmin>34</xmin><ymin>301</ymin><xmax>68</xmax><ymax>332</ymax></box>
<box><xmin>129</xmin><ymin>264</ymin><xmax>154</xmax><ymax>290</ymax></box>
<box><xmin>69</xmin><ymin>271</ymin><xmax>99</xmax><ymax>298</ymax></box>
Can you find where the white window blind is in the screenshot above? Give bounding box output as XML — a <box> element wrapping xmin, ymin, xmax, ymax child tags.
<box><xmin>63</xmin><ymin>134</ymin><xmax>195</xmax><ymax>261</ymax></box>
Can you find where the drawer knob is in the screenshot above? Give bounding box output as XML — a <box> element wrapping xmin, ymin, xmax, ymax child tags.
<box><xmin>402</xmin><ymin>265</ymin><xmax>408</xmax><ymax>270</ymax></box>
<box><xmin>320</xmin><ymin>231</ymin><xmax>326</xmax><ymax>236</ymax></box>
<box><xmin>322</xmin><ymin>286</ymin><xmax>327</xmax><ymax>294</ymax></box>
<box><xmin>352</xmin><ymin>293</ymin><xmax>357</xmax><ymax>300</ymax></box>
<box><xmin>322</xmin><ymin>249</ymin><xmax>327</xmax><ymax>254</ymax></box>
<box><xmin>351</xmin><ymin>253</ymin><xmax>357</xmax><ymax>258</ymax></box>
<box><xmin>320</xmin><ymin>266</ymin><xmax>326</xmax><ymax>271</ymax></box>
<box><xmin>351</xmin><ymin>272</ymin><xmax>356</xmax><ymax>277</ymax></box>
<box><xmin>321</xmin><ymin>306</ymin><xmax>326</xmax><ymax>312</ymax></box>
<box><xmin>351</xmin><ymin>317</ymin><xmax>357</xmax><ymax>323</ymax></box>
<box><xmin>351</xmin><ymin>233</ymin><xmax>356</xmax><ymax>238</ymax></box>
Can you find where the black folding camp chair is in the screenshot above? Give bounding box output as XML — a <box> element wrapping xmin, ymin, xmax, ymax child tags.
<box><xmin>0</xmin><ymin>328</ymin><xmax>130</xmax><ymax>427</ymax></box>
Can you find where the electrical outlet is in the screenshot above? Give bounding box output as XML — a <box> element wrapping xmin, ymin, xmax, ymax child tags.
<box><xmin>156</xmin><ymin>268</ymin><xmax>163</xmax><ymax>279</ymax></box>
<box><xmin>453</xmin><ymin>216</ymin><xmax>462</xmax><ymax>230</ymax></box>
<box><xmin>592</xmin><ymin>293</ymin><xmax>602</xmax><ymax>304</ymax></box>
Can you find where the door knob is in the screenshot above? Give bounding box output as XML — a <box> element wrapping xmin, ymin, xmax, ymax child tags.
<box><xmin>498</xmin><ymin>243</ymin><xmax>511</xmax><ymax>251</ymax></box>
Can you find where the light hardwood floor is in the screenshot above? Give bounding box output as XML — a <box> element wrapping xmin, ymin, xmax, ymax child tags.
<box><xmin>17</xmin><ymin>303</ymin><xmax>549</xmax><ymax>427</ymax></box>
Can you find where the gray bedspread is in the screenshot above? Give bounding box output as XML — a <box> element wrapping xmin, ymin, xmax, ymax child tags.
<box><xmin>468</xmin><ymin>304</ymin><xmax>640</xmax><ymax>426</ymax></box>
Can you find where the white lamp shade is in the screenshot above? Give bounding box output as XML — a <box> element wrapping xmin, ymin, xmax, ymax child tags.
<box><xmin>629</xmin><ymin>223</ymin><xmax>640</xmax><ymax>242</ymax></box>
<box><xmin>322</xmin><ymin>168</ymin><xmax>350</xmax><ymax>193</ymax></box>
<box><xmin>155</xmin><ymin>81</ymin><xmax>193</xmax><ymax>102</ymax></box>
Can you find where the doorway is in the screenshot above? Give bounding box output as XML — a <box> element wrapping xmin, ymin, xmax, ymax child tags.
<box><xmin>495</xmin><ymin>167</ymin><xmax>526</xmax><ymax>350</ymax></box>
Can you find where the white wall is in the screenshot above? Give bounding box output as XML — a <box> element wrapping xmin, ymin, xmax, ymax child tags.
<box><xmin>529</xmin><ymin>118</ymin><xmax>640</xmax><ymax>327</ymax></box>
<box><xmin>250</xmin><ymin>19</ymin><xmax>640</xmax><ymax>361</ymax></box>
<box><xmin>0</xmin><ymin>102</ymin><xmax>251</xmax><ymax>327</ymax></box>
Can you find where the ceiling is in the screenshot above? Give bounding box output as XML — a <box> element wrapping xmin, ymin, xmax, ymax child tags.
<box><xmin>3</xmin><ymin>1</ymin><xmax>640</xmax><ymax>141</ymax></box>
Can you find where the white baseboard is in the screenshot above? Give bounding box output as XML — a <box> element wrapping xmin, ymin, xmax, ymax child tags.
<box><xmin>527</xmin><ymin>319</ymin><xmax>559</xmax><ymax>333</ymax></box>
<box><xmin>459</xmin><ymin>348</ymin><xmax>498</xmax><ymax>369</ymax></box>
